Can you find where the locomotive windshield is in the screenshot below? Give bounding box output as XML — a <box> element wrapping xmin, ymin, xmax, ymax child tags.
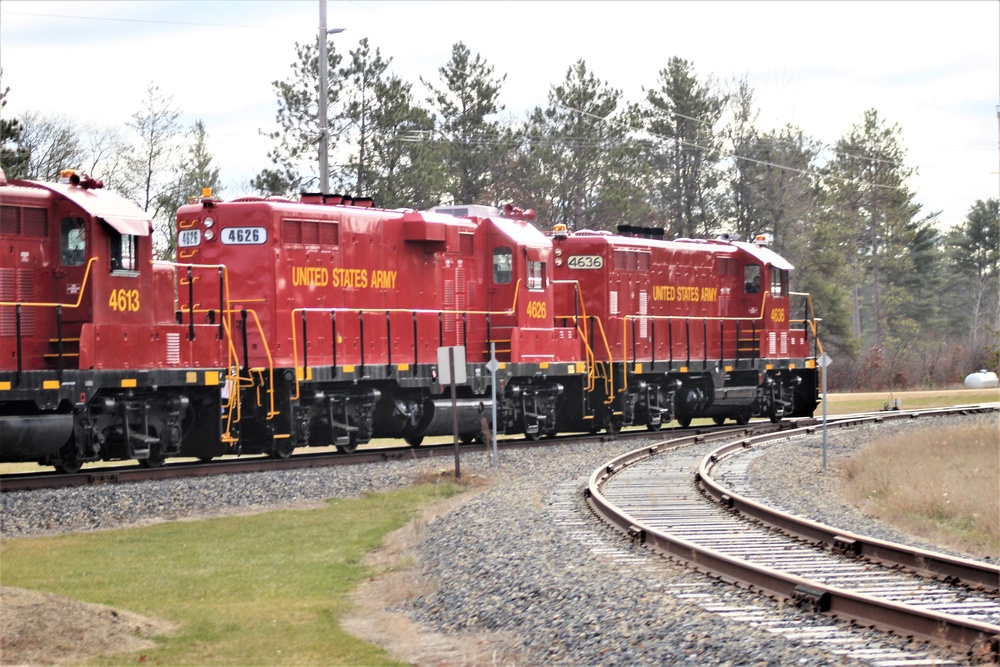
<box><xmin>109</xmin><ymin>228</ymin><xmax>137</xmax><ymax>273</ymax></box>
<box><xmin>527</xmin><ymin>260</ymin><xmax>546</xmax><ymax>291</ymax></box>
<box><xmin>770</xmin><ymin>267</ymin><xmax>788</xmax><ymax>297</ymax></box>
<box><xmin>744</xmin><ymin>264</ymin><xmax>761</xmax><ymax>294</ymax></box>
<box><xmin>493</xmin><ymin>247</ymin><xmax>512</xmax><ymax>284</ymax></box>
<box><xmin>60</xmin><ymin>217</ymin><xmax>85</xmax><ymax>266</ymax></box>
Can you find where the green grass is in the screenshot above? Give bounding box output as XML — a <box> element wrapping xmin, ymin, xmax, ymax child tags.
<box><xmin>1</xmin><ymin>483</ymin><xmax>466</xmax><ymax>666</ymax></box>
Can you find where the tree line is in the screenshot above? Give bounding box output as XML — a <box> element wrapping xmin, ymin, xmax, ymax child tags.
<box><xmin>1</xmin><ymin>38</ymin><xmax>997</xmax><ymax>390</ymax></box>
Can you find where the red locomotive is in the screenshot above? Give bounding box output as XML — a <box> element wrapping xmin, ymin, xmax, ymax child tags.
<box><xmin>0</xmin><ymin>169</ymin><xmax>228</xmax><ymax>472</ymax></box>
<box><xmin>2</xmin><ymin>169</ymin><xmax>820</xmax><ymax>472</ymax></box>
<box><xmin>548</xmin><ymin>225</ymin><xmax>819</xmax><ymax>432</ymax></box>
<box><xmin>176</xmin><ymin>197</ymin><xmax>582</xmax><ymax>453</ymax></box>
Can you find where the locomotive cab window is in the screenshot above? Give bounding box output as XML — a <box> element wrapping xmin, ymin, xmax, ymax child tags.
<box><xmin>493</xmin><ymin>247</ymin><xmax>513</xmax><ymax>284</ymax></box>
<box><xmin>770</xmin><ymin>267</ymin><xmax>787</xmax><ymax>297</ymax></box>
<box><xmin>744</xmin><ymin>264</ymin><xmax>761</xmax><ymax>294</ymax></box>
<box><xmin>527</xmin><ymin>260</ymin><xmax>546</xmax><ymax>291</ymax></box>
<box><xmin>109</xmin><ymin>229</ymin><xmax>138</xmax><ymax>274</ymax></box>
<box><xmin>60</xmin><ymin>217</ymin><xmax>86</xmax><ymax>266</ymax></box>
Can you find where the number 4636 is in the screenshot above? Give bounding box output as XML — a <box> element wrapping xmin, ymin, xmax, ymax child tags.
<box><xmin>109</xmin><ymin>288</ymin><xmax>140</xmax><ymax>312</ymax></box>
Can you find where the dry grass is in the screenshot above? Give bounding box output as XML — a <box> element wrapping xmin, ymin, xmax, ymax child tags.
<box><xmin>836</xmin><ymin>421</ymin><xmax>1000</xmax><ymax>559</ymax></box>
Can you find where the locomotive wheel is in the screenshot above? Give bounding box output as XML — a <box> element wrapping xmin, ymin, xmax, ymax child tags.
<box><xmin>54</xmin><ymin>457</ymin><xmax>83</xmax><ymax>474</ymax></box>
<box><xmin>405</xmin><ymin>435</ymin><xmax>424</xmax><ymax>447</ymax></box>
<box><xmin>646</xmin><ymin>419</ymin><xmax>662</xmax><ymax>432</ymax></box>
<box><xmin>523</xmin><ymin>428</ymin><xmax>541</xmax><ymax>441</ymax></box>
<box><xmin>676</xmin><ymin>416</ymin><xmax>692</xmax><ymax>428</ymax></box>
<box><xmin>712</xmin><ymin>416</ymin><xmax>727</xmax><ymax>426</ymax></box>
<box><xmin>336</xmin><ymin>432</ymin><xmax>359</xmax><ymax>454</ymax></box>
<box><xmin>604</xmin><ymin>413</ymin><xmax>622</xmax><ymax>437</ymax></box>
<box><xmin>734</xmin><ymin>410</ymin><xmax>751</xmax><ymax>426</ymax></box>
<box><xmin>269</xmin><ymin>440</ymin><xmax>295</xmax><ymax>459</ymax></box>
<box><xmin>55</xmin><ymin>461</ymin><xmax>83</xmax><ymax>474</ymax></box>
<box><xmin>461</xmin><ymin>433</ymin><xmax>476</xmax><ymax>445</ymax></box>
<box><xmin>139</xmin><ymin>445</ymin><xmax>165</xmax><ymax>469</ymax></box>
<box><xmin>53</xmin><ymin>437</ymin><xmax>84</xmax><ymax>474</ymax></box>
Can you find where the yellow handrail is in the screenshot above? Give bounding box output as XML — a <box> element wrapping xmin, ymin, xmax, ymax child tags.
<box><xmin>0</xmin><ymin>256</ymin><xmax>98</xmax><ymax>309</ymax></box>
<box><xmin>288</xmin><ymin>281</ymin><xmax>525</xmax><ymax>400</ymax></box>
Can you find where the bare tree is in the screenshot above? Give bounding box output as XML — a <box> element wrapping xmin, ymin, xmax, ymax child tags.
<box><xmin>127</xmin><ymin>83</ymin><xmax>181</xmax><ymax>220</ymax></box>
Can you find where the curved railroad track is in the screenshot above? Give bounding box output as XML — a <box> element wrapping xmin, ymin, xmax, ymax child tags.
<box><xmin>586</xmin><ymin>405</ymin><xmax>1000</xmax><ymax>663</ymax></box>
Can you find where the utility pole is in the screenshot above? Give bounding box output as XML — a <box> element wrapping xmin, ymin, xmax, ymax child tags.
<box><xmin>318</xmin><ymin>0</ymin><xmax>344</xmax><ymax>195</ymax></box>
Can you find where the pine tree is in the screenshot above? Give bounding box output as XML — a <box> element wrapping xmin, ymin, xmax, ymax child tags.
<box><xmin>517</xmin><ymin>59</ymin><xmax>641</xmax><ymax>230</ymax></box>
<box><xmin>822</xmin><ymin>109</ymin><xmax>922</xmax><ymax>348</ymax></box>
<box><xmin>254</xmin><ymin>38</ymin><xmax>345</xmax><ymax>196</ymax></box>
<box><xmin>642</xmin><ymin>57</ymin><xmax>726</xmax><ymax>238</ymax></box>
<box><xmin>423</xmin><ymin>42</ymin><xmax>506</xmax><ymax>205</ymax></box>
<box><xmin>0</xmin><ymin>75</ymin><xmax>30</xmax><ymax>178</ymax></box>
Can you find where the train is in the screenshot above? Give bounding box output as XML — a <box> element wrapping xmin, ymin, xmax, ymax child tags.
<box><xmin>1</xmin><ymin>168</ymin><xmax>821</xmax><ymax>472</ymax></box>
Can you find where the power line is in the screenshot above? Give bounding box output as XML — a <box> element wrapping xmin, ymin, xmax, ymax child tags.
<box><xmin>0</xmin><ymin>10</ymin><xmax>267</xmax><ymax>29</ymax></box>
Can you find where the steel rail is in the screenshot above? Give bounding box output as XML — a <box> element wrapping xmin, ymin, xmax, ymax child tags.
<box><xmin>585</xmin><ymin>405</ymin><xmax>1000</xmax><ymax>660</ymax></box>
<box><xmin>697</xmin><ymin>410</ymin><xmax>1000</xmax><ymax>593</ymax></box>
<box><xmin>0</xmin><ymin>423</ymin><xmax>691</xmax><ymax>493</ymax></box>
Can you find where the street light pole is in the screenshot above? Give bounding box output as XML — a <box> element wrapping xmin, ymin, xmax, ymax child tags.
<box><xmin>317</xmin><ymin>0</ymin><xmax>344</xmax><ymax>195</ymax></box>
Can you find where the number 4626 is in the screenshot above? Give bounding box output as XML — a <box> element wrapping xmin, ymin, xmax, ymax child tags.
<box><xmin>109</xmin><ymin>288</ymin><xmax>140</xmax><ymax>312</ymax></box>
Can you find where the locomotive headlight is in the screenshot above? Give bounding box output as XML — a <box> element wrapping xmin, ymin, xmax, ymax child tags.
<box><xmin>204</xmin><ymin>217</ymin><xmax>215</xmax><ymax>228</ymax></box>
<box><xmin>554</xmin><ymin>248</ymin><xmax>563</xmax><ymax>257</ymax></box>
<box><xmin>555</xmin><ymin>258</ymin><xmax>563</xmax><ymax>266</ymax></box>
<box><xmin>204</xmin><ymin>229</ymin><xmax>215</xmax><ymax>241</ymax></box>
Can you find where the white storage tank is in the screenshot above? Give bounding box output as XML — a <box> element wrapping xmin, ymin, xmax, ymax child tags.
<box><xmin>963</xmin><ymin>369</ymin><xmax>999</xmax><ymax>389</ymax></box>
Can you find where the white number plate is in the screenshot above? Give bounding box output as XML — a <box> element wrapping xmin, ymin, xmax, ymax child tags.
<box><xmin>177</xmin><ymin>229</ymin><xmax>201</xmax><ymax>247</ymax></box>
<box><xmin>567</xmin><ymin>255</ymin><xmax>604</xmax><ymax>269</ymax></box>
<box><xmin>221</xmin><ymin>227</ymin><xmax>267</xmax><ymax>245</ymax></box>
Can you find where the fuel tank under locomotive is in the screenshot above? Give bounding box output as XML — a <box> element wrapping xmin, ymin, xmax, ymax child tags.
<box><xmin>0</xmin><ymin>411</ymin><xmax>74</xmax><ymax>461</ymax></box>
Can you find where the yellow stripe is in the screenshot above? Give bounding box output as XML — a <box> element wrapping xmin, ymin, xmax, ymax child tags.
<box><xmin>204</xmin><ymin>371</ymin><xmax>220</xmax><ymax>386</ymax></box>
<box><xmin>680</xmin><ymin>366</ymin><xmax>688</xmax><ymax>373</ymax></box>
<box><xmin>397</xmin><ymin>363</ymin><xmax>410</xmax><ymax>371</ymax></box>
<box><xmin>725</xmin><ymin>365</ymin><xmax>732</xmax><ymax>372</ymax></box>
<box><xmin>121</xmin><ymin>379</ymin><xmax>137</xmax><ymax>388</ymax></box>
<box><xmin>789</xmin><ymin>363</ymin><xmax>796</xmax><ymax>369</ymax></box>
<box><xmin>343</xmin><ymin>365</ymin><xmax>355</xmax><ymax>373</ymax></box>
<box><xmin>765</xmin><ymin>364</ymin><xmax>773</xmax><ymax>370</ymax></box>
<box><xmin>633</xmin><ymin>363</ymin><xmax>643</xmax><ymax>374</ymax></box>
<box><xmin>0</xmin><ymin>381</ymin><xmax>10</xmax><ymax>390</ymax></box>
<box><xmin>806</xmin><ymin>360</ymin><xmax>816</xmax><ymax>369</ymax></box>
<box><xmin>576</xmin><ymin>362</ymin><xmax>586</xmax><ymax>373</ymax></box>
<box><xmin>539</xmin><ymin>362</ymin><xmax>549</xmax><ymax>369</ymax></box>
<box><xmin>43</xmin><ymin>380</ymin><xmax>60</xmax><ymax>390</ymax></box>
<box><xmin>186</xmin><ymin>371</ymin><xmax>198</xmax><ymax>383</ymax></box>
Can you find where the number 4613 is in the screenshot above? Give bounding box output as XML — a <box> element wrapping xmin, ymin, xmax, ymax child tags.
<box><xmin>109</xmin><ymin>288</ymin><xmax>140</xmax><ymax>312</ymax></box>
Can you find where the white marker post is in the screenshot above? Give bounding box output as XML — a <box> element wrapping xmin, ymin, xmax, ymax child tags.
<box><xmin>437</xmin><ymin>346</ymin><xmax>467</xmax><ymax>478</ymax></box>
<box><xmin>487</xmin><ymin>343</ymin><xmax>500</xmax><ymax>468</ymax></box>
<box><xmin>817</xmin><ymin>352</ymin><xmax>833</xmax><ymax>470</ymax></box>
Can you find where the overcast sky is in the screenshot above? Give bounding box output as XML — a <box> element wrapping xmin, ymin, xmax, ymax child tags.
<box><xmin>1</xmin><ymin>0</ymin><xmax>997</xmax><ymax>228</ymax></box>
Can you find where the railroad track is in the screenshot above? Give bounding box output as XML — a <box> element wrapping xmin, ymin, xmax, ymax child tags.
<box><xmin>586</xmin><ymin>405</ymin><xmax>1000</xmax><ymax>663</ymax></box>
<box><xmin>0</xmin><ymin>425</ymin><xmax>678</xmax><ymax>493</ymax></box>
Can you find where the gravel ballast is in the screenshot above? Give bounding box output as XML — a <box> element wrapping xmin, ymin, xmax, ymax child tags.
<box><xmin>2</xmin><ymin>413</ymin><xmax>992</xmax><ymax>665</ymax></box>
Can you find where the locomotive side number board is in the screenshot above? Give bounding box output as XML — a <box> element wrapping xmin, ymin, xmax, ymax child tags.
<box><xmin>566</xmin><ymin>255</ymin><xmax>604</xmax><ymax>269</ymax></box>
